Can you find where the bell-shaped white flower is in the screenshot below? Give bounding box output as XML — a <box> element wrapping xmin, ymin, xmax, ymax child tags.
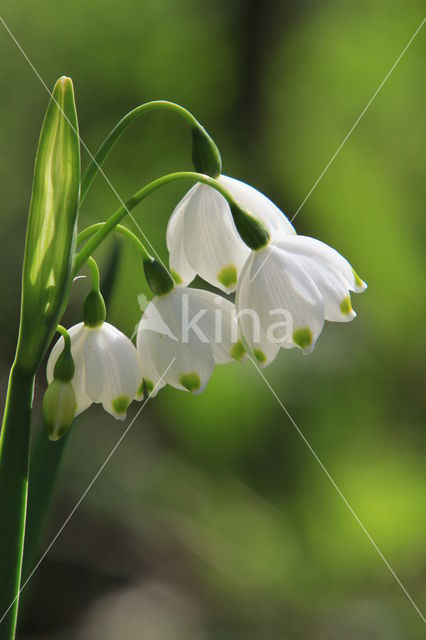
<box><xmin>166</xmin><ymin>175</ymin><xmax>296</xmax><ymax>293</ymax></box>
<box><xmin>236</xmin><ymin>235</ymin><xmax>367</xmax><ymax>366</ymax></box>
<box><xmin>47</xmin><ymin>322</ymin><xmax>142</xmax><ymax>420</ymax></box>
<box><xmin>136</xmin><ymin>286</ymin><xmax>244</xmax><ymax>395</ymax></box>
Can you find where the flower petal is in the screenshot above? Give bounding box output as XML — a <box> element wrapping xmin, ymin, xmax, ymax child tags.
<box><xmin>143</xmin><ymin>330</ymin><xmax>214</xmax><ymax>394</ymax></box>
<box><xmin>136</xmin><ymin>317</ymin><xmax>168</xmax><ymax>398</ymax></box>
<box><xmin>278</xmin><ymin>235</ymin><xmax>367</xmax><ymax>293</ymax></box>
<box><xmin>166</xmin><ymin>186</ymin><xmax>197</xmax><ymax>286</ymax></box>
<box><xmin>180</xmin><ymin>183</ymin><xmax>250</xmax><ymax>292</ymax></box>
<box><xmin>237</xmin><ymin>245</ymin><xmax>325</xmax><ymax>358</ymax></box>
<box><xmin>46</xmin><ymin>323</ymin><xmax>92</xmax><ymax>416</ymax></box>
<box><xmin>170</xmin><ymin>287</ymin><xmax>242</xmax><ymax>364</ymax></box>
<box><xmin>138</xmin><ymin>290</ymin><xmax>216</xmax><ymax>393</ymax></box>
<box><xmin>236</xmin><ymin>252</ymin><xmax>280</xmax><ymax>366</ymax></box>
<box><xmin>84</xmin><ymin>323</ymin><xmax>141</xmax><ymax>420</ymax></box>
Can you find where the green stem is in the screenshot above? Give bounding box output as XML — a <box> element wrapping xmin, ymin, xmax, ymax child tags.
<box><xmin>87</xmin><ymin>256</ymin><xmax>101</xmax><ymax>291</ymax></box>
<box><xmin>0</xmin><ymin>363</ymin><xmax>35</xmax><ymax>640</ymax></box>
<box><xmin>56</xmin><ymin>325</ymin><xmax>71</xmax><ymax>350</ymax></box>
<box><xmin>78</xmin><ymin>223</ymin><xmax>152</xmax><ymax>261</ymax></box>
<box><xmin>75</xmin><ymin>171</ymin><xmax>237</xmax><ymax>273</ymax></box>
<box><xmin>80</xmin><ymin>101</ymin><xmax>201</xmax><ymax>205</ymax></box>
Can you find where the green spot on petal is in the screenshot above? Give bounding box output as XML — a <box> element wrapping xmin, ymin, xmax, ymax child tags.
<box><xmin>112</xmin><ymin>395</ymin><xmax>130</xmax><ymax>415</ymax></box>
<box><xmin>144</xmin><ymin>378</ymin><xmax>154</xmax><ymax>394</ymax></box>
<box><xmin>352</xmin><ymin>268</ymin><xmax>364</xmax><ymax>288</ymax></box>
<box><xmin>340</xmin><ymin>295</ymin><xmax>353</xmax><ymax>315</ymax></box>
<box><xmin>217</xmin><ymin>264</ymin><xmax>238</xmax><ymax>289</ymax></box>
<box><xmin>179</xmin><ymin>372</ymin><xmax>201</xmax><ymax>392</ymax></box>
<box><xmin>170</xmin><ymin>269</ymin><xmax>183</xmax><ymax>285</ymax></box>
<box><xmin>293</xmin><ymin>327</ymin><xmax>312</xmax><ymax>350</ymax></box>
<box><xmin>253</xmin><ymin>349</ymin><xmax>267</xmax><ymax>363</ymax></box>
<box><xmin>231</xmin><ymin>340</ymin><xmax>246</xmax><ymax>361</ymax></box>
<box><xmin>137</xmin><ymin>378</ymin><xmax>154</xmax><ymax>398</ymax></box>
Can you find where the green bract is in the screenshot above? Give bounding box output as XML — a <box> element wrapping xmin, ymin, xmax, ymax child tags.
<box><xmin>16</xmin><ymin>76</ymin><xmax>80</xmax><ymax>373</ymax></box>
<box><xmin>144</xmin><ymin>257</ymin><xmax>175</xmax><ymax>296</ymax></box>
<box><xmin>83</xmin><ymin>289</ymin><xmax>107</xmax><ymax>327</ymax></box>
<box><xmin>191</xmin><ymin>124</ymin><xmax>222</xmax><ymax>178</ymax></box>
<box><xmin>230</xmin><ymin>202</ymin><xmax>270</xmax><ymax>250</ymax></box>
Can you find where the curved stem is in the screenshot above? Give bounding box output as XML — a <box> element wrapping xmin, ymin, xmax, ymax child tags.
<box><xmin>78</xmin><ymin>223</ymin><xmax>152</xmax><ymax>262</ymax></box>
<box><xmin>80</xmin><ymin>101</ymin><xmax>201</xmax><ymax>205</ymax></box>
<box><xmin>74</xmin><ymin>171</ymin><xmax>237</xmax><ymax>273</ymax></box>
<box><xmin>87</xmin><ymin>256</ymin><xmax>100</xmax><ymax>291</ymax></box>
<box><xmin>56</xmin><ymin>325</ymin><xmax>71</xmax><ymax>350</ymax></box>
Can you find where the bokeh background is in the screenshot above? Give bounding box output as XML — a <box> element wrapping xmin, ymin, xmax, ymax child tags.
<box><xmin>1</xmin><ymin>1</ymin><xmax>425</xmax><ymax>638</ymax></box>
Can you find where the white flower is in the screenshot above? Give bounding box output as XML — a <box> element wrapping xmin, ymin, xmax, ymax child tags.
<box><xmin>166</xmin><ymin>175</ymin><xmax>296</xmax><ymax>293</ymax></box>
<box><xmin>236</xmin><ymin>235</ymin><xmax>367</xmax><ymax>366</ymax></box>
<box><xmin>47</xmin><ymin>322</ymin><xmax>142</xmax><ymax>420</ymax></box>
<box><xmin>136</xmin><ymin>286</ymin><xmax>244</xmax><ymax>395</ymax></box>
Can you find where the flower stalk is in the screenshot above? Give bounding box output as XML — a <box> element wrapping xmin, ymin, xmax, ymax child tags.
<box><xmin>80</xmin><ymin>100</ymin><xmax>221</xmax><ymax>204</ymax></box>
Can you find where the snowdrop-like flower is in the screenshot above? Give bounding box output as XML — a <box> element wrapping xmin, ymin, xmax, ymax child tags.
<box><xmin>137</xmin><ymin>286</ymin><xmax>244</xmax><ymax>395</ymax></box>
<box><xmin>47</xmin><ymin>322</ymin><xmax>142</xmax><ymax>420</ymax></box>
<box><xmin>167</xmin><ymin>175</ymin><xmax>296</xmax><ymax>293</ymax></box>
<box><xmin>236</xmin><ymin>235</ymin><xmax>367</xmax><ymax>366</ymax></box>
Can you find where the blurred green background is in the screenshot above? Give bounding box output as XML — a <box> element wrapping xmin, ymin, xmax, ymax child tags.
<box><xmin>1</xmin><ymin>1</ymin><xmax>425</xmax><ymax>638</ymax></box>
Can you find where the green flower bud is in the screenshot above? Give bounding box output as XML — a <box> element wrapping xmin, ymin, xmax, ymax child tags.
<box><xmin>191</xmin><ymin>125</ymin><xmax>222</xmax><ymax>178</ymax></box>
<box><xmin>42</xmin><ymin>379</ymin><xmax>77</xmax><ymax>441</ymax></box>
<box><xmin>16</xmin><ymin>76</ymin><xmax>81</xmax><ymax>373</ymax></box>
<box><xmin>83</xmin><ymin>289</ymin><xmax>106</xmax><ymax>327</ymax></box>
<box><xmin>230</xmin><ymin>202</ymin><xmax>270</xmax><ymax>250</ymax></box>
<box><xmin>143</xmin><ymin>258</ymin><xmax>174</xmax><ymax>296</ymax></box>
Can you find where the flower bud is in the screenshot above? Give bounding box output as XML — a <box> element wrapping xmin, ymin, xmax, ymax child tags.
<box><xmin>230</xmin><ymin>202</ymin><xmax>270</xmax><ymax>250</ymax></box>
<box><xmin>191</xmin><ymin>125</ymin><xmax>222</xmax><ymax>178</ymax></box>
<box><xmin>143</xmin><ymin>258</ymin><xmax>174</xmax><ymax>296</ymax></box>
<box><xmin>42</xmin><ymin>379</ymin><xmax>77</xmax><ymax>441</ymax></box>
<box><xmin>16</xmin><ymin>76</ymin><xmax>81</xmax><ymax>373</ymax></box>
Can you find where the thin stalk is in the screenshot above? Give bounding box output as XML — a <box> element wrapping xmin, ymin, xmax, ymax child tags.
<box><xmin>75</xmin><ymin>171</ymin><xmax>237</xmax><ymax>273</ymax></box>
<box><xmin>78</xmin><ymin>223</ymin><xmax>152</xmax><ymax>261</ymax></box>
<box><xmin>0</xmin><ymin>364</ymin><xmax>35</xmax><ymax>640</ymax></box>
<box><xmin>80</xmin><ymin>101</ymin><xmax>200</xmax><ymax>204</ymax></box>
<box><xmin>87</xmin><ymin>256</ymin><xmax>101</xmax><ymax>291</ymax></box>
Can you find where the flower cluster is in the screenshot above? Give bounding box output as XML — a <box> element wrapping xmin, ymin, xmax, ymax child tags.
<box><xmin>45</xmin><ymin>172</ymin><xmax>366</xmax><ymax>438</ymax></box>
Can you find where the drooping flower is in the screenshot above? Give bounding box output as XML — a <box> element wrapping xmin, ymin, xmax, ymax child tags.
<box><xmin>136</xmin><ymin>286</ymin><xmax>244</xmax><ymax>395</ymax></box>
<box><xmin>166</xmin><ymin>175</ymin><xmax>295</xmax><ymax>293</ymax></box>
<box><xmin>47</xmin><ymin>322</ymin><xmax>142</xmax><ymax>420</ymax></box>
<box><xmin>236</xmin><ymin>235</ymin><xmax>367</xmax><ymax>367</ymax></box>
